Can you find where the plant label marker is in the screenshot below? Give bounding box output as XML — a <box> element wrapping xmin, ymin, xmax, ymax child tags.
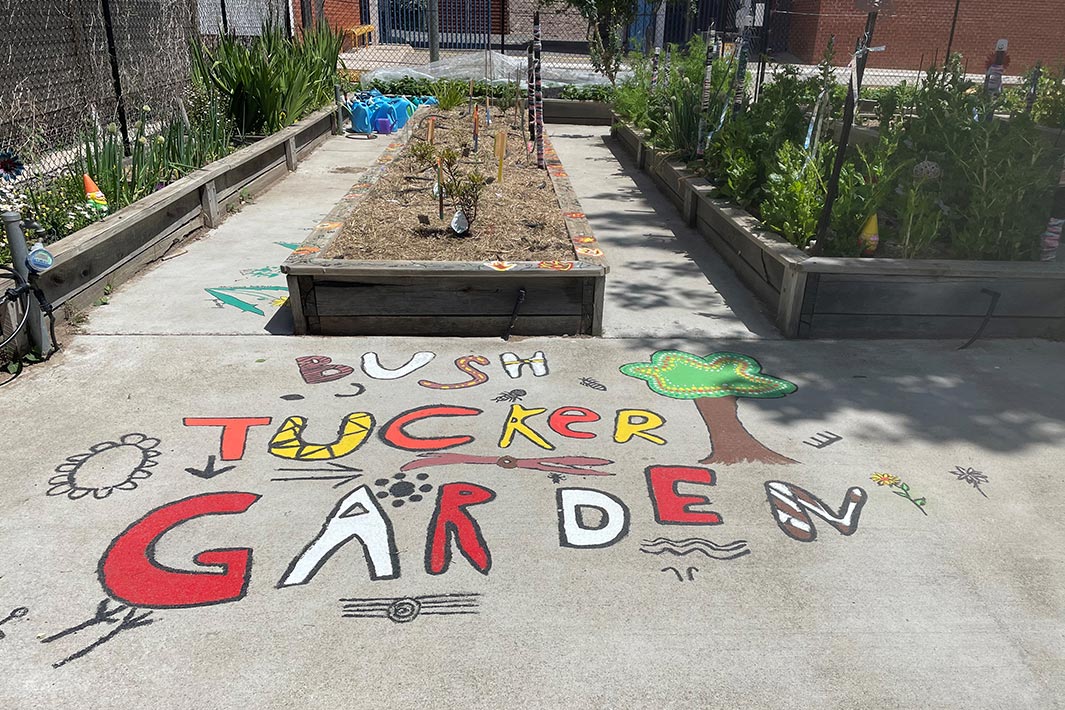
<box><xmin>495</xmin><ymin>132</ymin><xmax>506</xmax><ymax>182</ymax></box>
<box><xmin>473</xmin><ymin>105</ymin><xmax>480</xmax><ymax>152</ymax></box>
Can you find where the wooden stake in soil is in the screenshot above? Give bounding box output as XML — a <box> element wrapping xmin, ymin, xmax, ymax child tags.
<box><xmin>468</xmin><ymin>78</ymin><xmax>474</xmax><ymax>114</ymax></box>
<box><xmin>473</xmin><ymin>105</ymin><xmax>480</xmax><ymax>152</ymax></box>
<box><xmin>427</xmin><ymin>116</ymin><xmax>435</xmax><ymax>144</ymax></box>
<box><xmin>533</xmin><ymin>12</ymin><xmax>545</xmax><ymax>169</ymax></box>
<box><xmin>495</xmin><ymin>131</ymin><xmax>506</xmax><ymax>182</ymax></box>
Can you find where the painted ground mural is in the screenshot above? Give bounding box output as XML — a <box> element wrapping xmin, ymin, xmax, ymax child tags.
<box><xmin>7</xmin><ymin>337</ymin><xmax>1027</xmax><ymax>703</ymax></box>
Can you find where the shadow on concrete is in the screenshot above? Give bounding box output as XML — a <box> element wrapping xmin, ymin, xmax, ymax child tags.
<box><xmin>614</xmin><ymin>335</ymin><xmax>1065</xmax><ymax>453</ymax></box>
<box><xmin>581</xmin><ymin>131</ymin><xmax>779</xmax><ymax>338</ymax></box>
<box><xmin>266</xmin><ymin>304</ymin><xmax>294</xmax><ymax>335</ymax></box>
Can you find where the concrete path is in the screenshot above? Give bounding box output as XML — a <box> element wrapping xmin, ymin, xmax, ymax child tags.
<box><xmin>550</xmin><ymin>125</ymin><xmax>777</xmax><ymax>339</ymax></box>
<box><xmin>3</xmin><ymin>125</ymin><xmax>1065</xmax><ymax>709</ymax></box>
<box><xmin>85</xmin><ymin>133</ymin><xmax>390</xmax><ymax>336</ymax></box>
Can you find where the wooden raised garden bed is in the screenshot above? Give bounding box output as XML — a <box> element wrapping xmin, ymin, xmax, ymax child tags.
<box><xmin>32</xmin><ymin>107</ymin><xmax>337</xmax><ymax>313</ymax></box>
<box><xmin>283</xmin><ymin>108</ymin><xmax>608</xmax><ymax>337</ymax></box>
<box><xmin>612</xmin><ymin>116</ymin><xmax>1065</xmax><ymax>340</ymax></box>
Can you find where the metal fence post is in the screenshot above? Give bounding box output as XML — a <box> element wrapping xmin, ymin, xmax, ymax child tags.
<box><xmin>428</xmin><ymin>0</ymin><xmax>441</xmax><ymax>62</ymax></box>
<box><xmin>99</xmin><ymin>0</ymin><xmax>131</xmax><ymax>154</ymax></box>
<box><xmin>2</xmin><ymin>213</ymin><xmax>51</xmax><ymax>355</ymax></box>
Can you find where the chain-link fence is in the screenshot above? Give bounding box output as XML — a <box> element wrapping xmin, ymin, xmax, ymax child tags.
<box><xmin>0</xmin><ymin>0</ymin><xmax>291</xmax><ymax>188</ymax></box>
<box><xmin>3</xmin><ymin>0</ymin><xmax>1062</xmax><ymax>185</ymax></box>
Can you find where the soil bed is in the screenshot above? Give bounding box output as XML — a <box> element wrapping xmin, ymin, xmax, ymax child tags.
<box><xmin>325</xmin><ymin>107</ymin><xmax>573</xmax><ymax>262</ymax></box>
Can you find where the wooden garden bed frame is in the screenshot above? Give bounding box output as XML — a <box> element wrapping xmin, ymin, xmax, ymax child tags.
<box><xmin>1</xmin><ymin>107</ymin><xmax>338</xmax><ymax>356</ymax></box>
<box><xmin>283</xmin><ymin>109</ymin><xmax>608</xmax><ymax>337</ymax></box>
<box><xmin>613</xmin><ymin>116</ymin><xmax>1065</xmax><ymax>340</ymax></box>
<box><xmin>32</xmin><ymin>107</ymin><xmax>338</xmax><ymax>313</ymax></box>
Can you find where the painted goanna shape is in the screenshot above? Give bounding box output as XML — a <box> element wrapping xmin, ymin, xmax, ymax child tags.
<box><xmin>620</xmin><ymin>350</ymin><xmax>797</xmax><ymax>465</ymax></box>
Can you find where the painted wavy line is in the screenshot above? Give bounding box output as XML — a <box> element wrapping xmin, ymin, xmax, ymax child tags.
<box><xmin>640</xmin><ymin>545</ymin><xmax>752</xmax><ymax>560</ymax></box>
<box><xmin>641</xmin><ymin>537</ymin><xmax>748</xmax><ymax>552</ymax></box>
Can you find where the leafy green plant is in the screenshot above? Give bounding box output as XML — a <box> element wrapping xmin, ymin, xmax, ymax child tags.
<box><xmin>192</xmin><ymin>22</ymin><xmax>342</xmax><ymax>135</ymax></box>
<box><xmin>656</xmin><ymin>76</ymin><xmax>703</xmax><ymax>159</ymax></box>
<box><xmin>940</xmin><ymin>117</ymin><xmax>1057</xmax><ymax>260</ymax></box>
<box><xmin>432</xmin><ymin>80</ymin><xmax>469</xmax><ymax>111</ymax></box>
<box><xmin>897</xmin><ymin>169</ymin><xmax>944</xmax><ymax>259</ymax></box>
<box><xmin>760</xmin><ymin>142</ymin><xmax>825</xmax><ymax>249</ymax></box>
<box><xmin>613</xmin><ymin>50</ymin><xmax>653</xmax><ymax>128</ymax></box>
<box><xmin>1029</xmin><ymin>65</ymin><xmax>1065</xmax><ymax>129</ymax></box>
<box><xmin>22</xmin><ymin>173</ymin><xmax>102</xmax><ymax>240</ymax></box>
<box><xmin>886</xmin><ymin>57</ymin><xmax>1059</xmax><ymax>261</ymax></box>
<box><xmin>560</xmin><ymin>84</ymin><xmax>615</xmax><ymax>102</ymax></box>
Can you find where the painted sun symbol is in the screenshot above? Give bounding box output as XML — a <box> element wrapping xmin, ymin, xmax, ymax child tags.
<box><xmin>47</xmin><ymin>433</ymin><xmax>162</xmax><ymax>500</ymax></box>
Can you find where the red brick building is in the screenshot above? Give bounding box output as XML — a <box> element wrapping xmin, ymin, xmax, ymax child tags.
<box><xmin>785</xmin><ymin>0</ymin><xmax>1065</xmax><ymax>72</ymax></box>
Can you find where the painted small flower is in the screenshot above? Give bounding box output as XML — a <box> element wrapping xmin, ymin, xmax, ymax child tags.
<box><xmin>870</xmin><ymin>472</ymin><xmax>901</xmax><ymax>487</ymax></box>
<box><xmin>0</xmin><ymin>150</ymin><xmax>25</xmax><ymax>181</ymax></box>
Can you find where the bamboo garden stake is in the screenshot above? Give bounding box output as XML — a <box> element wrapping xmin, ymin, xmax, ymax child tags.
<box><xmin>495</xmin><ymin>131</ymin><xmax>506</xmax><ymax>182</ymax></box>
<box><xmin>473</xmin><ymin>105</ymin><xmax>480</xmax><ymax>151</ymax></box>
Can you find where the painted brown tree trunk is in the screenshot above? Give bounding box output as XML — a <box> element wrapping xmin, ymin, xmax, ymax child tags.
<box><xmin>694</xmin><ymin>396</ymin><xmax>796</xmax><ymax>465</ymax></box>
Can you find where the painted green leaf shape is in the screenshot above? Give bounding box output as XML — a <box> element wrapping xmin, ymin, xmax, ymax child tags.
<box><xmin>619</xmin><ymin>350</ymin><xmax>798</xmax><ymax>400</ymax></box>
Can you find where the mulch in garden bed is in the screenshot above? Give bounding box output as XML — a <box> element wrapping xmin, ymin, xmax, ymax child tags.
<box><xmin>326</xmin><ymin>106</ymin><xmax>574</xmax><ymax>262</ymax></box>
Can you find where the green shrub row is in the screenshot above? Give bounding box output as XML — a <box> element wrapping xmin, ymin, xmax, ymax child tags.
<box><xmin>613</xmin><ymin>41</ymin><xmax>1060</xmax><ymax>261</ymax></box>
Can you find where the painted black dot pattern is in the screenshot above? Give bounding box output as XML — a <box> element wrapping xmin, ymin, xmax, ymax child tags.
<box><xmin>374</xmin><ymin>472</ymin><xmax>433</xmax><ymax>508</ymax></box>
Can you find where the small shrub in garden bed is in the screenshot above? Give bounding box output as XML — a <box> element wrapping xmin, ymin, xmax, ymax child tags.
<box><xmin>881</xmin><ymin>59</ymin><xmax>1060</xmax><ymax>261</ymax></box>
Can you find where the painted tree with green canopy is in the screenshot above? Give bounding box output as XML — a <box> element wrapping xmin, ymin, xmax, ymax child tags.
<box><xmin>620</xmin><ymin>350</ymin><xmax>797</xmax><ymax>465</ymax></box>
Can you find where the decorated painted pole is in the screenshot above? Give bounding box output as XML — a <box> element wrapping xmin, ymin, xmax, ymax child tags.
<box><xmin>732</xmin><ymin>6</ymin><xmax>755</xmax><ymax>115</ymax></box>
<box><xmin>533</xmin><ymin>11</ymin><xmax>545</xmax><ymax>169</ymax></box>
<box><xmin>650</xmin><ymin>46</ymin><xmax>661</xmax><ymax>90</ymax></box>
<box><xmin>437</xmin><ymin>157</ymin><xmax>444</xmax><ymax>220</ymax></box>
<box><xmin>662</xmin><ymin>47</ymin><xmax>672</xmax><ymax>88</ymax></box>
<box><xmin>527</xmin><ymin>44</ymin><xmax>536</xmax><ymax>154</ymax></box>
<box><xmin>694</xmin><ymin>30</ymin><xmax>716</xmax><ymax>159</ymax></box>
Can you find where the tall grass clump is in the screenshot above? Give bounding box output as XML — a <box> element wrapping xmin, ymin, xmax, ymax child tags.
<box><xmin>192</xmin><ymin>22</ymin><xmax>343</xmax><ymax>136</ymax></box>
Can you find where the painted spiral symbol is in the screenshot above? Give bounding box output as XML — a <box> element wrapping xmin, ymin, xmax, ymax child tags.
<box><xmin>387</xmin><ymin>598</ymin><xmax>422</xmax><ymax>623</ymax></box>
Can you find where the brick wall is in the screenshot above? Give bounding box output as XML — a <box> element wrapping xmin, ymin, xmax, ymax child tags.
<box><xmin>784</xmin><ymin>0</ymin><xmax>1065</xmax><ymax>72</ymax></box>
<box><xmin>294</xmin><ymin>0</ymin><xmax>362</xmax><ymax>31</ymax></box>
